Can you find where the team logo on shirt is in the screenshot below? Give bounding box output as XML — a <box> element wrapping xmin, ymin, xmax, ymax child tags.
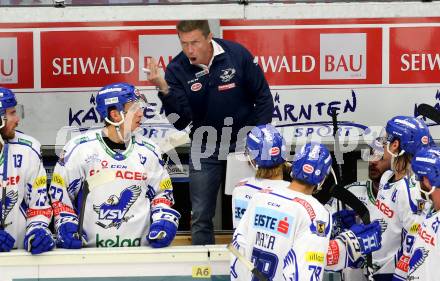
<box><xmin>417</xmin><ymin>199</ymin><xmax>426</xmax><ymax>214</ymax></box>
<box><xmin>310</xmin><ymin>219</ymin><xmax>330</xmax><ymax>237</ymax></box>
<box><xmin>85</xmin><ymin>153</ymin><xmax>101</xmax><ymax>165</ymax></box>
<box><xmin>0</xmin><ymin>190</ymin><xmax>18</xmax><ymax>227</ymax></box>
<box><xmin>220</xmin><ymin>68</ymin><xmax>236</xmax><ymax>82</ymax></box>
<box><xmin>138</xmin><ymin>153</ymin><xmax>147</xmax><ymax>165</ymax></box>
<box><xmin>93</xmin><ymin>185</ymin><xmax>141</xmax><ymax>229</ymax></box>
<box><xmin>408</xmin><ymin>247</ymin><xmax>429</xmax><ymax>276</ymax></box>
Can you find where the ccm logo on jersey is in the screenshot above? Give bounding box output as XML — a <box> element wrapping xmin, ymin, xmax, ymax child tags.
<box><xmin>253</xmin><ymin>207</ymin><xmax>292</xmax><ymax>237</ymax></box>
<box><xmin>375</xmin><ymin>199</ymin><xmax>394</xmax><ymax>218</ymax></box>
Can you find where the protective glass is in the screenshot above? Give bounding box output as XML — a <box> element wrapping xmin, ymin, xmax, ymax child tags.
<box><xmin>361</xmin><ymin>136</ymin><xmax>386</xmax><ymax>162</ymax></box>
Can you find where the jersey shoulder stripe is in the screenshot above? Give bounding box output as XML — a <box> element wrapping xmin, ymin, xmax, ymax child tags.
<box><xmin>134</xmin><ymin>136</ymin><xmax>163</xmax><ymax>162</ymax></box>
<box><xmin>8</xmin><ymin>131</ymin><xmax>42</xmax><ymax>159</ymax></box>
<box><xmin>61</xmin><ymin>131</ymin><xmax>98</xmax><ymax>164</ymax></box>
<box><xmin>403</xmin><ymin>177</ymin><xmax>420</xmax><ymax>214</ymax></box>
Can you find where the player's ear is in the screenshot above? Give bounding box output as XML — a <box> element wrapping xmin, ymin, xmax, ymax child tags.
<box><xmin>108</xmin><ymin>108</ymin><xmax>121</xmax><ymax>123</ymax></box>
<box><xmin>390</xmin><ymin>139</ymin><xmax>400</xmax><ymax>153</ymax></box>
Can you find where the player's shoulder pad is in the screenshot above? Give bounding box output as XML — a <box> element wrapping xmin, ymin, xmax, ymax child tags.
<box><xmin>59</xmin><ymin>130</ymin><xmax>98</xmax><ymax>165</ymax></box>
<box><xmin>235</xmin><ymin>177</ymin><xmax>253</xmax><ymax>188</ymax></box>
<box><xmin>63</xmin><ymin>130</ymin><xmax>97</xmax><ymax>152</ymax></box>
<box><xmin>10</xmin><ymin>131</ymin><xmax>42</xmax><ymax>158</ymax></box>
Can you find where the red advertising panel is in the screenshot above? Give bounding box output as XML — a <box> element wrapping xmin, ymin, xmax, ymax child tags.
<box><xmin>223</xmin><ymin>28</ymin><xmax>382</xmax><ymax>85</ymax></box>
<box><xmin>390</xmin><ymin>27</ymin><xmax>440</xmax><ymax>84</ymax></box>
<box><xmin>40</xmin><ymin>29</ymin><xmax>178</xmax><ymax>88</ymax></box>
<box><xmin>0</xmin><ymin>32</ymin><xmax>34</xmax><ymax>89</ymax></box>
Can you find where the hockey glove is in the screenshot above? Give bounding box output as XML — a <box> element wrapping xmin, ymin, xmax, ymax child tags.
<box><xmin>336</xmin><ymin>220</ymin><xmax>382</xmax><ymax>268</ymax></box>
<box><xmin>56</xmin><ymin>222</ymin><xmax>85</xmax><ymax>249</ymax></box>
<box><xmin>0</xmin><ymin>229</ymin><xmax>15</xmax><ymax>252</ymax></box>
<box><xmin>350</xmin><ymin>220</ymin><xmax>382</xmax><ymax>254</ymax></box>
<box><xmin>148</xmin><ymin>208</ymin><xmax>180</xmax><ymax>248</ymax></box>
<box><xmin>332</xmin><ymin>209</ymin><xmax>357</xmax><ymax>230</ymax></box>
<box><xmin>24</xmin><ymin>227</ymin><xmax>55</xmax><ymax>255</ymax></box>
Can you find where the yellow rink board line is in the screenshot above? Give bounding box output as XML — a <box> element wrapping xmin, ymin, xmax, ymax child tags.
<box><xmin>171</xmin><ymin>234</ymin><xmax>232</xmax><ymax>246</ymax></box>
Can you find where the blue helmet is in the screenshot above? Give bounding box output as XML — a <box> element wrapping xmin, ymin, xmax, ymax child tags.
<box><xmin>385</xmin><ymin>116</ymin><xmax>431</xmax><ymax>155</ymax></box>
<box><xmin>292</xmin><ymin>143</ymin><xmax>332</xmax><ymax>186</ymax></box>
<box><xmin>412</xmin><ymin>146</ymin><xmax>440</xmax><ymax>188</ymax></box>
<box><xmin>0</xmin><ymin>87</ymin><xmax>17</xmax><ymax>117</ymax></box>
<box><xmin>246</xmin><ymin>124</ymin><xmax>286</xmax><ymax>168</ymax></box>
<box><xmin>96</xmin><ymin>82</ymin><xmax>139</xmax><ymax>122</ymax></box>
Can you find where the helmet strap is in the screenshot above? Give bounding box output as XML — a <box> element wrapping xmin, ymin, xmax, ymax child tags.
<box><xmin>246</xmin><ymin>153</ymin><xmax>258</xmax><ymax>171</ymax></box>
<box><xmin>386</xmin><ymin>142</ymin><xmax>404</xmax><ymax>158</ymax></box>
<box><xmin>105</xmin><ymin>111</ymin><xmax>131</xmax><ymax>143</ymax></box>
<box><xmin>419</xmin><ymin>180</ymin><xmax>436</xmax><ymax>199</ymax></box>
<box><xmin>313</xmin><ymin>167</ymin><xmax>337</xmax><ymax>194</ymax></box>
<box><xmin>0</xmin><ymin>116</ymin><xmax>6</xmax><ymax>130</ymax></box>
<box><xmin>0</xmin><ymin>116</ymin><xmax>6</xmax><ymax>145</ymax></box>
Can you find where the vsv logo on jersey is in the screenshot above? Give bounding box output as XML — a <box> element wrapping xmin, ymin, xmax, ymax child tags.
<box><xmin>253</xmin><ymin>207</ymin><xmax>293</xmax><ymax>237</ymax></box>
<box><xmin>138</xmin><ymin>153</ymin><xmax>147</xmax><ymax>165</ymax></box>
<box><xmin>93</xmin><ymin>185</ymin><xmax>141</xmax><ymax>229</ymax></box>
<box><xmin>375</xmin><ymin>199</ymin><xmax>394</xmax><ymax>218</ymax></box>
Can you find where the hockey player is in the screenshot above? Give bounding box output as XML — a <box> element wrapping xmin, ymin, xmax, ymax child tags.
<box><xmin>0</xmin><ymin>87</ymin><xmax>54</xmax><ymax>254</ymax></box>
<box><xmin>407</xmin><ymin>146</ymin><xmax>440</xmax><ymax>281</ymax></box>
<box><xmin>50</xmin><ymin>82</ymin><xmax>180</xmax><ymax>249</ymax></box>
<box><xmin>232</xmin><ymin>124</ymin><xmax>290</xmax><ymax>229</ymax></box>
<box><xmin>327</xmin><ymin>136</ymin><xmax>392</xmax><ymax>280</ymax></box>
<box><xmin>231</xmin><ymin>142</ymin><xmax>382</xmax><ymax>281</ymax></box>
<box><xmin>357</xmin><ymin>116</ymin><xmax>431</xmax><ymax>281</ymax></box>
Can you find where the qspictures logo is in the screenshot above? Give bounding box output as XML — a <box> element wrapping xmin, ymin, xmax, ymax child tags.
<box><xmin>320</xmin><ymin>33</ymin><xmax>367</xmax><ymax>80</ymax></box>
<box><xmin>0</xmin><ymin>37</ymin><xmax>18</xmax><ymax>84</ymax></box>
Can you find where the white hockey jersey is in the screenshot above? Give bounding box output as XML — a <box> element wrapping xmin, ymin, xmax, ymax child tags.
<box><xmin>407</xmin><ymin>210</ymin><xmax>440</xmax><ymax>281</ymax></box>
<box><xmin>374</xmin><ymin>171</ymin><xmax>430</xmax><ymax>278</ymax></box>
<box><xmin>50</xmin><ymin>130</ymin><xmax>175</xmax><ymax>247</ymax></box>
<box><xmin>232</xmin><ymin>177</ymin><xmax>290</xmax><ymax>229</ymax></box>
<box><xmin>1</xmin><ymin>131</ymin><xmax>51</xmax><ymax>249</ymax></box>
<box><xmin>231</xmin><ymin>187</ymin><xmax>332</xmax><ymax>281</ymax></box>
